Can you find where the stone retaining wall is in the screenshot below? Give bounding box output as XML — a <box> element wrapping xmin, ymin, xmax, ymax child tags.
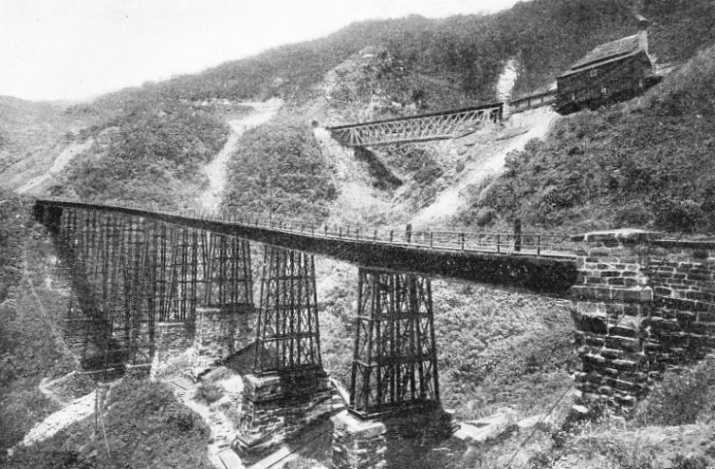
<box><xmin>571</xmin><ymin>230</ymin><xmax>715</xmax><ymax>409</ymax></box>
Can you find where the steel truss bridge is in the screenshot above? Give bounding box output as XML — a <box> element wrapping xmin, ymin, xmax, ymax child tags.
<box><xmin>326</xmin><ymin>103</ymin><xmax>504</xmax><ymax>147</ymax></box>
<box><xmin>34</xmin><ymin>198</ymin><xmax>576</xmax><ymax>419</ymax></box>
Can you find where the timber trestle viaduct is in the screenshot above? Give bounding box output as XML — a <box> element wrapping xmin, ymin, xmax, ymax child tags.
<box><xmin>32</xmin><ymin>198</ymin><xmax>715</xmax><ymax>468</ymax></box>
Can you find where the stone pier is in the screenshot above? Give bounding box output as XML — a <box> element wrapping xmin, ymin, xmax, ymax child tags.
<box><xmin>150</xmin><ymin>322</ymin><xmax>192</xmax><ymax>378</ymax></box>
<box><xmin>331</xmin><ymin>411</ymin><xmax>387</xmax><ymax>469</ymax></box>
<box><xmin>234</xmin><ymin>246</ymin><xmax>332</xmax><ymax>461</ymax></box>
<box><xmin>234</xmin><ymin>371</ymin><xmax>333</xmax><ymax>462</ymax></box>
<box><xmin>330</xmin><ymin>405</ymin><xmax>454</xmax><ymax>469</ymax></box>
<box><xmin>193</xmin><ymin>305</ymin><xmax>255</xmax><ymax>368</ymax></box>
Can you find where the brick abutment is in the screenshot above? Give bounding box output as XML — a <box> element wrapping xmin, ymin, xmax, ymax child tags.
<box><xmin>570</xmin><ymin>230</ymin><xmax>715</xmax><ymax>409</ymax></box>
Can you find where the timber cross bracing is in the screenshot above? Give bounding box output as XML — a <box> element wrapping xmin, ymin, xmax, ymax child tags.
<box><xmin>327</xmin><ymin>103</ymin><xmax>503</xmax><ymax>147</ymax></box>
<box><xmin>254</xmin><ymin>246</ymin><xmax>322</xmax><ymax>376</ymax></box>
<box><xmin>350</xmin><ymin>270</ymin><xmax>439</xmax><ymax>417</ymax></box>
<box><xmin>42</xmin><ymin>205</ymin><xmax>254</xmax><ymax>376</ymax></box>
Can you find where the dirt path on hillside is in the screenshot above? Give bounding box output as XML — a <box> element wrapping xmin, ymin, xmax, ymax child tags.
<box><xmin>16</xmin><ymin>139</ymin><xmax>94</xmax><ymax>195</ymax></box>
<box><xmin>165</xmin><ymin>376</ymin><xmax>244</xmax><ymax>469</ymax></box>
<box><xmin>16</xmin><ymin>391</ymin><xmax>97</xmax><ymax>450</ymax></box>
<box><xmin>6</xmin><ymin>244</ymin><xmax>93</xmax><ymax>456</ymax></box>
<box><xmin>411</xmin><ymin>107</ymin><xmax>559</xmax><ymax>227</ymax></box>
<box><xmin>200</xmin><ymin>99</ymin><xmax>283</xmax><ymax>212</ymax></box>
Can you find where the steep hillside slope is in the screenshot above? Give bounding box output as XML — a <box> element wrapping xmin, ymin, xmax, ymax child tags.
<box><xmin>72</xmin><ymin>0</ymin><xmax>715</xmax><ymax>113</ymax></box>
<box><xmin>467</xmin><ymin>42</ymin><xmax>715</xmax><ymax>234</ymax></box>
<box><xmin>3</xmin><ymin>1</ymin><xmax>715</xmax><ymax>468</ymax></box>
<box><xmin>0</xmin><ymin>98</ymin><xmax>98</xmax><ymax>193</ymax></box>
<box><xmin>4</xmin><ymin>0</ymin><xmax>714</xmax><ymax>210</ymax></box>
<box><xmin>51</xmin><ymin>101</ymin><xmax>235</xmax><ymax>208</ymax></box>
<box><xmin>0</xmin><ymin>193</ymin><xmax>87</xmax><ymax>459</ymax></box>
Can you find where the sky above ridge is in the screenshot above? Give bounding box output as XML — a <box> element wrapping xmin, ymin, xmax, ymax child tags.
<box><xmin>0</xmin><ymin>0</ymin><xmax>529</xmax><ymax>102</ymax></box>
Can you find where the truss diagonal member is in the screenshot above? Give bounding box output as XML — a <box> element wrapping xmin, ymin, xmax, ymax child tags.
<box><xmin>327</xmin><ymin>102</ymin><xmax>503</xmax><ymax>147</ymax></box>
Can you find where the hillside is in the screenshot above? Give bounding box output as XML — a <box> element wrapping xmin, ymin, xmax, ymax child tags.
<box><xmin>465</xmin><ymin>42</ymin><xmax>715</xmax><ymax>234</ymax></box>
<box><xmin>66</xmin><ymin>0</ymin><xmax>715</xmax><ymax>112</ymax></box>
<box><xmin>2</xmin><ymin>0</ymin><xmax>715</xmax><ymax>468</ymax></box>
<box><xmin>4</xmin><ymin>0</ymin><xmax>715</xmax><ymax>214</ymax></box>
<box><xmin>0</xmin><ymin>98</ymin><xmax>98</xmax><ymax>194</ymax></box>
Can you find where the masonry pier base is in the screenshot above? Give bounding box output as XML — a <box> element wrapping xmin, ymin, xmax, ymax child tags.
<box><xmin>331</xmin><ymin>404</ymin><xmax>454</xmax><ymax>469</ymax></box>
<box><xmin>234</xmin><ymin>370</ymin><xmax>333</xmax><ymax>462</ymax></box>
<box><xmin>331</xmin><ymin>411</ymin><xmax>387</xmax><ymax>469</ymax></box>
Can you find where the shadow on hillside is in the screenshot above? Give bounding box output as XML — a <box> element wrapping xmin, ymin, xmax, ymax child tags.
<box><xmin>354</xmin><ymin>147</ymin><xmax>403</xmax><ymax>191</ymax></box>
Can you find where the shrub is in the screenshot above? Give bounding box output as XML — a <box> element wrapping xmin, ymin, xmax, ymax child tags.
<box><xmin>63</xmin><ymin>101</ymin><xmax>229</xmax><ymax>209</ymax></box>
<box><xmin>193</xmin><ymin>382</ymin><xmax>224</xmax><ymax>405</ymax></box>
<box><xmin>466</xmin><ymin>42</ymin><xmax>715</xmax><ymax>233</ymax></box>
<box><xmin>222</xmin><ymin>118</ymin><xmax>336</xmax><ymax>219</ymax></box>
<box><xmin>633</xmin><ymin>357</ymin><xmax>715</xmax><ymax>427</ymax></box>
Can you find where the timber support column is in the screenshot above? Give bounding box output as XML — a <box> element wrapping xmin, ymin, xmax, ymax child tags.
<box><xmin>235</xmin><ymin>246</ymin><xmax>331</xmax><ymax>462</ymax></box>
<box><xmin>332</xmin><ymin>269</ymin><xmax>449</xmax><ymax>469</ymax></box>
<box><xmin>194</xmin><ymin>233</ymin><xmax>255</xmax><ymax>368</ymax></box>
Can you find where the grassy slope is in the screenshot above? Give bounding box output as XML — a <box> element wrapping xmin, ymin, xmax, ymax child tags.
<box><xmin>0</xmin><ymin>98</ymin><xmax>98</xmax><ymax>192</ymax></box>
<box><xmin>53</xmin><ymin>101</ymin><xmax>233</xmax><ymax>209</ymax></box>
<box><xmin>6</xmin><ymin>380</ymin><xmax>213</xmax><ymax>469</ymax></box>
<box><xmin>221</xmin><ymin>118</ymin><xmax>337</xmax><ymax>219</ymax></box>
<box><xmin>467</xmin><ymin>43</ymin><xmax>715</xmax><ymax>234</ymax></box>
<box><xmin>0</xmin><ymin>193</ymin><xmax>82</xmax><ymax>459</ymax></box>
<box><xmin>317</xmin><ymin>259</ymin><xmax>576</xmax><ymax>422</ymax></box>
<box><xmin>5</xmin><ymin>0</ymin><xmax>714</xmax><ymax>210</ymax></box>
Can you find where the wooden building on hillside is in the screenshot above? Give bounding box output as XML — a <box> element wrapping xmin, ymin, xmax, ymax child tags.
<box><xmin>555</xmin><ymin>15</ymin><xmax>657</xmax><ymax>115</ymax></box>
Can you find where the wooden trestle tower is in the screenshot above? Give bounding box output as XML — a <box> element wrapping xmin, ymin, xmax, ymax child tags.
<box><xmin>40</xmin><ymin>205</ymin><xmax>253</xmax><ymax>375</ymax></box>
<box><xmin>254</xmin><ymin>246</ymin><xmax>322</xmax><ymax>376</ymax></box>
<box><xmin>350</xmin><ymin>270</ymin><xmax>439</xmax><ymax>417</ymax></box>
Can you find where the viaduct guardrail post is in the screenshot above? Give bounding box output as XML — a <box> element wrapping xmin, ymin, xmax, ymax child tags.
<box><xmin>514</xmin><ymin>218</ymin><xmax>522</xmax><ymax>252</ymax></box>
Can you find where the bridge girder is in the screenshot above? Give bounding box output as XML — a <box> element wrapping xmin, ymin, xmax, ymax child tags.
<box><xmin>327</xmin><ymin>103</ymin><xmax>503</xmax><ymax>147</ymax></box>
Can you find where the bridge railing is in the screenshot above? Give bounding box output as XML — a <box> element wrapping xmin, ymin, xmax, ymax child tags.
<box><xmin>38</xmin><ymin>199</ymin><xmax>577</xmax><ymax>258</ymax></box>
<box><xmin>195</xmin><ymin>209</ymin><xmax>576</xmax><ymax>257</ymax></box>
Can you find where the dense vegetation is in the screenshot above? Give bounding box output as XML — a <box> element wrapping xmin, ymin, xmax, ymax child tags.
<box><xmin>317</xmin><ymin>263</ymin><xmax>576</xmax><ymax>422</ymax></box>
<box><xmin>0</xmin><ymin>199</ymin><xmax>81</xmax><ymax>459</ymax></box>
<box><xmin>6</xmin><ymin>380</ymin><xmax>213</xmax><ymax>469</ymax></box>
<box><xmin>0</xmin><ymin>191</ymin><xmax>24</xmax><ymax>302</ymax></box>
<box><xmin>69</xmin><ymin>0</ymin><xmax>715</xmax><ymax>117</ymax></box>
<box><xmin>55</xmin><ymin>102</ymin><xmax>230</xmax><ymax>208</ymax></box>
<box><xmin>466</xmin><ymin>43</ymin><xmax>715</xmax><ymax>234</ymax></box>
<box><xmin>222</xmin><ymin>119</ymin><xmax>336</xmax><ymax>219</ymax></box>
<box><xmin>25</xmin><ymin>0</ymin><xmax>715</xmax><ymax>215</ymax></box>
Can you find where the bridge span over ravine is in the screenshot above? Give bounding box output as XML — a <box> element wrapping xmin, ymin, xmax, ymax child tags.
<box><xmin>36</xmin><ymin>199</ymin><xmax>578</xmax><ymax>293</ymax></box>
<box><xmin>324</xmin><ymin>91</ymin><xmax>555</xmax><ymax>148</ymax></box>
<box><xmin>32</xmin><ymin>198</ymin><xmax>715</xmax><ymax>468</ymax></box>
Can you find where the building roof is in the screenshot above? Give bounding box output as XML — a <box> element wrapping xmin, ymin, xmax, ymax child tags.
<box><xmin>559</xmin><ymin>34</ymin><xmax>647</xmax><ymax>78</ymax></box>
